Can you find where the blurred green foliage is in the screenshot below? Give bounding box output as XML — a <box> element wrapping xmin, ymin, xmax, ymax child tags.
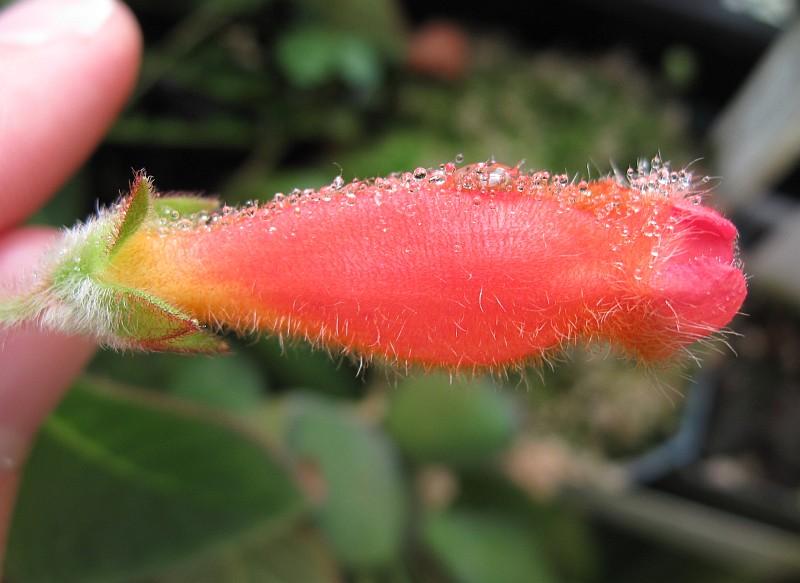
<box><xmin>423</xmin><ymin>511</ymin><xmax>554</xmax><ymax>583</ymax></box>
<box><xmin>6</xmin><ymin>379</ymin><xmax>304</xmax><ymax>582</ymax></box>
<box><xmin>283</xmin><ymin>394</ymin><xmax>407</xmax><ymax>567</ymax></box>
<box><xmin>5</xmin><ymin>0</ymin><xmax>774</xmax><ymax>581</ymax></box>
<box><xmin>386</xmin><ymin>374</ymin><xmax>517</xmax><ymax>466</ymax></box>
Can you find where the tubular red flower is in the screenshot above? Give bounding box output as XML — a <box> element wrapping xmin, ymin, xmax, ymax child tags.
<box><xmin>104</xmin><ymin>160</ymin><xmax>747</xmax><ymax>369</ymax></box>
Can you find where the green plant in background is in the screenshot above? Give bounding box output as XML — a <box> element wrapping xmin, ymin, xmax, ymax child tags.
<box><xmin>4</xmin><ymin>0</ymin><xmax>767</xmax><ymax>582</ymax></box>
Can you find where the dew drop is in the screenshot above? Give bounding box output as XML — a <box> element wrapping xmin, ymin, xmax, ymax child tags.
<box><xmin>488</xmin><ymin>166</ymin><xmax>509</xmax><ymax>187</ymax></box>
<box><xmin>455</xmin><ymin>153</ymin><xmax>465</xmax><ymax>164</ymax></box>
<box><xmin>413</xmin><ymin>167</ymin><xmax>427</xmax><ymax>180</ymax></box>
<box><xmin>532</xmin><ymin>171</ymin><xmax>550</xmax><ymax>187</ymax></box>
<box><xmin>651</xmin><ymin>154</ymin><xmax>662</xmax><ymax>171</ymax></box>
<box><xmin>428</xmin><ymin>171</ymin><xmax>446</xmax><ymax>185</ymax></box>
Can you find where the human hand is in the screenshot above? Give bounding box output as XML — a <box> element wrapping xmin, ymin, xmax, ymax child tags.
<box><xmin>0</xmin><ymin>0</ymin><xmax>140</xmax><ymax>568</ymax></box>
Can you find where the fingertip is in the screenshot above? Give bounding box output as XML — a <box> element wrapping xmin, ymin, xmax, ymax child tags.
<box><xmin>0</xmin><ymin>225</ymin><xmax>96</xmax><ymax>569</ymax></box>
<box><xmin>0</xmin><ymin>0</ymin><xmax>143</xmax><ymax>230</ymax></box>
<box><xmin>0</xmin><ymin>226</ymin><xmax>59</xmax><ymax>282</ymax></box>
<box><xmin>0</xmin><ymin>227</ymin><xmax>96</xmax><ymax>436</ymax></box>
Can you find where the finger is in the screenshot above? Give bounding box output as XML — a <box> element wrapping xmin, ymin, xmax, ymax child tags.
<box><xmin>0</xmin><ymin>228</ymin><xmax>96</xmax><ymax>567</ymax></box>
<box><xmin>0</xmin><ymin>0</ymin><xmax>142</xmax><ymax>231</ymax></box>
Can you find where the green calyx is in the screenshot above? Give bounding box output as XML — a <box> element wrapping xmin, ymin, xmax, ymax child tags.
<box><xmin>2</xmin><ymin>172</ymin><xmax>227</xmax><ymax>354</ymax></box>
<box><xmin>107</xmin><ymin>285</ymin><xmax>228</xmax><ymax>353</ymax></box>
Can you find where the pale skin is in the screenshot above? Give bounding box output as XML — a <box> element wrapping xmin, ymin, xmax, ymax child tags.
<box><xmin>0</xmin><ymin>0</ymin><xmax>142</xmax><ymax>569</ymax></box>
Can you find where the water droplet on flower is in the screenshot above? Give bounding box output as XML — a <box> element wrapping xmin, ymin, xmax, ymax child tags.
<box><xmin>455</xmin><ymin>153</ymin><xmax>465</xmax><ymax>164</ymax></box>
<box><xmin>651</xmin><ymin>154</ymin><xmax>662</xmax><ymax>171</ymax></box>
<box><xmin>532</xmin><ymin>171</ymin><xmax>550</xmax><ymax>188</ymax></box>
<box><xmin>413</xmin><ymin>167</ymin><xmax>427</xmax><ymax>180</ymax></box>
<box><xmin>487</xmin><ymin>166</ymin><xmax>509</xmax><ymax>187</ymax></box>
<box><xmin>428</xmin><ymin>171</ymin><xmax>446</xmax><ymax>185</ymax></box>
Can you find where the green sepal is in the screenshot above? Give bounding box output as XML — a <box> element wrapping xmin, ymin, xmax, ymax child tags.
<box><xmin>5</xmin><ymin>171</ymin><xmax>229</xmax><ymax>354</ymax></box>
<box><xmin>108</xmin><ymin>285</ymin><xmax>228</xmax><ymax>354</ymax></box>
<box><xmin>88</xmin><ymin>173</ymin><xmax>226</xmax><ymax>352</ymax></box>
<box><xmin>109</xmin><ymin>172</ymin><xmax>153</xmax><ymax>257</ymax></box>
<box><xmin>154</xmin><ymin>194</ymin><xmax>221</xmax><ymax>219</ymax></box>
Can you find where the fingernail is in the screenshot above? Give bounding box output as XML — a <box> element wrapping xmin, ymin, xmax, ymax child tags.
<box><xmin>0</xmin><ymin>0</ymin><xmax>114</xmax><ymax>47</ymax></box>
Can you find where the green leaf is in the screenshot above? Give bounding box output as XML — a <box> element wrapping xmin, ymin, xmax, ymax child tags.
<box><xmin>110</xmin><ymin>173</ymin><xmax>153</xmax><ymax>256</ymax></box>
<box><xmin>153</xmin><ymin>195</ymin><xmax>221</xmax><ymax>219</ymax></box>
<box><xmin>153</xmin><ymin>528</ymin><xmax>340</xmax><ymax>583</ymax></box>
<box><xmin>88</xmin><ymin>351</ymin><xmax>266</xmax><ymax>412</ymax></box>
<box><xmin>295</xmin><ymin>0</ymin><xmax>407</xmax><ymax>59</ymax></box>
<box><xmin>5</xmin><ymin>379</ymin><xmax>305</xmax><ymax>583</ymax></box>
<box><xmin>276</xmin><ymin>27</ymin><xmax>381</xmax><ymax>90</ymax></box>
<box><xmin>283</xmin><ymin>394</ymin><xmax>407</xmax><ymax>568</ymax></box>
<box><xmin>386</xmin><ymin>374</ymin><xmax>517</xmax><ymax>466</ymax></box>
<box><xmin>167</xmin><ymin>355</ymin><xmax>265</xmax><ymax>411</ymax></box>
<box><xmin>423</xmin><ymin>511</ymin><xmax>555</xmax><ymax>583</ymax></box>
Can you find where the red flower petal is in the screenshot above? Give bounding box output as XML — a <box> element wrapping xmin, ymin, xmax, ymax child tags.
<box><xmin>109</xmin><ymin>161</ymin><xmax>747</xmax><ymax>369</ymax></box>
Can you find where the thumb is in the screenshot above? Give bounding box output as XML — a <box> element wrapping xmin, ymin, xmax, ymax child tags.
<box><xmin>0</xmin><ymin>229</ymin><xmax>96</xmax><ymax>569</ymax></box>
